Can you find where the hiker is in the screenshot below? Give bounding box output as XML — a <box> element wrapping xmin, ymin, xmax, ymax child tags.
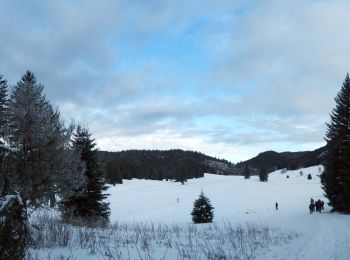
<box><xmin>275</xmin><ymin>202</ymin><xmax>278</xmax><ymax>210</ymax></box>
<box><xmin>321</xmin><ymin>200</ymin><xmax>324</xmax><ymax>210</ymax></box>
<box><xmin>309</xmin><ymin>201</ymin><xmax>315</xmax><ymax>213</ymax></box>
<box><xmin>309</xmin><ymin>198</ymin><xmax>315</xmax><ymax>213</ymax></box>
<box><xmin>316</xmin><ymin>199</ymin><xmax>322</xmax><ymax>213</ymax></box>
<box><xmin>315</xmin><ymin>200</ymin><xmax>319</xmax><ymax>212</ymax></box>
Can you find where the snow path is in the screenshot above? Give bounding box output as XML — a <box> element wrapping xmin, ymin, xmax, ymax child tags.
<box><xmin>262</xmin><ymin>212</ymin><xmax>350</xmax><ymax>260</ymax></box>
<box><xmin>105</xmin><ymin>165</ymin><xmax>350</xmax><ymax>260</ymax></box>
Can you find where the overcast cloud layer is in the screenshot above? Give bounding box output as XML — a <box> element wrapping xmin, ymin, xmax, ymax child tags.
<box><xmin>1</xmin><ymin>0</ymin><xmax>349</xmax><ymax>162</ymax></box>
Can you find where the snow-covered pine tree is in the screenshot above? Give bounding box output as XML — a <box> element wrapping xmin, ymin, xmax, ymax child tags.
<box><xmin>0</xmin><ymin>71</ymin><xmax>85</xmax><ymax>258</ymax></box>
<box><xmin>321</xmin><ymin>73</ymin><xmax>350</xmax><ymax>212</ymax></box>
<box><xmin>61</xmin><ymin>125</ymin><xmax>110</xmax><ymax>222</ymax></box>
<box><xmin>191</xmin><ymin>191</ymin><xmax>214</xmax><ymax>223</ymax></box>
<box><xmin>244</xmin><ymin>164</ymin><xmax>250</xmax><ymax>179</ymax></box>
<box><xmin>7</xmin><ymin>71</ymin><xmax>84</xmax><ymax>207</ymax></box>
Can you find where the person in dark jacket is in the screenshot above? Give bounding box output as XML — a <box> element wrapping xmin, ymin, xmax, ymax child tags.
<box><xmin>309</xmin><ymin>198</ymin><xmax>315</xmax><ymax>213</ymax></box>
<box><xmin>315</xmin><ymin>199</ymin><xmax>322</xmax><ymax>213</ymax></box>
<box><xmin>309</xmin><ymin>201</ymin><xmax>314</xmax><ymax>213</ymax></box>
<box><xmin>275</xmin><ymin>202</ymin><xmax>278</xmax><ymax>210</ymax></box>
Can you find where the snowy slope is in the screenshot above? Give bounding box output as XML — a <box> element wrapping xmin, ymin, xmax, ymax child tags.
<box><xmin>108</xmin><ymin>166</ymin><xmax>324</xmax><ymax>224</ymax></box>
<box><xmin>106</xmin><ymin>165</ymin><xmax>350</xmax><ymax>260</ymax></box>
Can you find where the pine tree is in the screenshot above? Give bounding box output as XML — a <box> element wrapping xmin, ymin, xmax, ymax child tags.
<box><xmin>259</xmin><ymin>164</ymin><xmax>268</xmax><ymax>182</ymax></box>
<box><xmin>191</xmin><ymin>191</ymin><xmax>214</xmax><ymax>223</ymax></box>
<box><xmin>1</xmin><ymin>71</ymin><xmax>84</xmax><ymax>258</ymax></box>
<box><xmin>61</xmin><ymin>125</ymin><xmax>110</xmax><ymax>222</ymax></box>
<box><xmin>7</xmin><ymin>71</ymin><xmax>81</xmax><ymax>207</ymax></box>
<box><xmin>176</xmin><ymin>165</ymin><xmax>186</xmax><ymax>184</ymax></box>
<box><xmin>321</xmin><ymin>73</ymin><xmax>350</xmax><ymax>212</ymax></box>
<box><xmin>244</xmin><ymin>164</ymin><xmax>250</xmax><ymax>179</ymax></box>
<box><xmin>0</xmin><ymin>75</ymin><xmax>8</xmax><ymax>139</ymax></box>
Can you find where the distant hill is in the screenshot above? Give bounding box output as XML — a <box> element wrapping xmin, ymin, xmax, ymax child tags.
<box><xmin>98</xmin><ymin>149</ymin><xmax>237</xmax><ymax>184</ymax></box>
<box><xmin>236</xmin><ymin>146</ymin><xmax>326</xmax><ymax>173</ymax></box>
<box><xmin>98</xmin><ymin>146</ymin><xmax>326</xmax><ymax>184</ymax></box>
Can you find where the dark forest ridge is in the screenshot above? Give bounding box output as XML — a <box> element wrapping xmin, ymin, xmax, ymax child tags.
<box><xmin>98</xmin><ymin>146</ymin><xmax>326</xmax><ymax>184</ymax></box>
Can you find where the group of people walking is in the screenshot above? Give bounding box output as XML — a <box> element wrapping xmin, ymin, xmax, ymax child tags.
<box><xmin>309</xmin><ymin>198</ymin><xmax>324</xmax><ymax>213</ymax></box>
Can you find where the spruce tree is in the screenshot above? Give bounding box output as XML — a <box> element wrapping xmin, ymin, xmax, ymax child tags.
<box><xmin>259</xmin><ymin>164</ymin><xmax>268</xmax><ymax>182</ymax></box>
<box><xmin>191</xmin><ymin>191</ymin><xmax>214</xmax><ymax>223</ymax></box>
<box><xmin>321</xmin><ymin>73</ymin><xmax>350</xmax><ymax>212</ymax></box>
<box><xmin>244</xmin><ymin>164</ymin><xmax>250</xmax><ymax>179</ymax></box>
<box><xmin>61</xmin><ymin>125</ymin><xmax>110</xmax><ymax>222</ymax></box>
<box><xmin>7</xmin><ymin>71</ymin><xmax>80</xmax><ymax>207</ymax></box>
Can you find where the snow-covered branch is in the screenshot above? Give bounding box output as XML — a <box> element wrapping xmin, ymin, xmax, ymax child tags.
<box><xmin>0</xmin><ymin>195</ymin><xmax>23</xmax><ymax>217</ymax></box>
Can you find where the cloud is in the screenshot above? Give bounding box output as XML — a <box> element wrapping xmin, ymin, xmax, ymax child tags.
<box><xmin>2</xmin><ymin>0</ymin><xmax>348</xmax><ymax>161</ymax></box>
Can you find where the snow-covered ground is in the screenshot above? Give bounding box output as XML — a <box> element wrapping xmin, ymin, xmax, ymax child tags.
<box><xmin>108</xmin><ymin>166</ymin><xmax>324</xmax><ymax>224</ymax></box>
<box><xmin>106</xmin><ymin>165</ymin><xmax>350</xmax><ymax>260</ymax></box>
<box><xmin>30</xmin><ymin>165</ymin><xmax>350</xmax><ymax>259</ymax></box>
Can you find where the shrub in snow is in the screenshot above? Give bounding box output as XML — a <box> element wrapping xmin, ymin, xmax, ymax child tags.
<box><xmin>286</xmin><ymin>175</ymin><xmax>289</xmax><ymax>178</ymax></box>
<box><xmin>307</xmin><ymin>174</ymin><xmax>312</xmax><ymax>180</ymax></box>
<box><xmin>191</xmin><ymin>191</ymin><xmax>214</xmax><ymax>223</ymax></box>
<box><xmin>27</xmin><ymin>213</ymin><xmax>299</xmax><ymax>260</ymax></box>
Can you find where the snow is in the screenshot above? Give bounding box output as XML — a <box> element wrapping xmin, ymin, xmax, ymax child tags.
<box><xmin>29</xmin><ymin>165</ymin><xmax>350</xmax><ymax>259</ymax></box>
<box><xmin>107</xmin><ymin>166</ymin><xmax>324</xmax><ymax>224</ymax></box>
<box><xmin>0</xmin><ymin>143</ymin><xmax>18</xmax><ymax>154</ymax></box>
<box><xmin>105</xmin><ymin>165</ymin><xmax>350</xmax><ymax>259</ymax></box>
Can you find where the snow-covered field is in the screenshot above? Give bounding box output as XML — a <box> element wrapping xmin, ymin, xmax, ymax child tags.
<box><xmin>30</xmin><ymin>165</ymin><xmax>350</xmax><ymax>259</ymax></box>
<box><xmin>108</xmin><ymin>166</ymin><xmax>324</xmax><ymax>224</ymax></box>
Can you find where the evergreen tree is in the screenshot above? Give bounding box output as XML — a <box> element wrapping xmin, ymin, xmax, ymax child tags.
<box><xmin>176</xmin><ymin>165</ymin><xmax>186</xmax><ymax>184</ymax></box>
<box><xmin>244</xmin><ymin>164</ymin><xmax>250</xmax><ymax>179</ymax></box>
<box><xmin>7</xmin><ymin>71</ymin><xmax>81</xmax><ymax>207</ymax></box>
<box><xmin>61</xmin><ymin>125</ymin><xmax>110</xmax><ymax>222</ymax></box>
<box><xmin>0</xmin><ymin>75</ymin><xmax>8</xmax><ymax>139</ymax></box>
<box><xmin>321</xmin><ymin>73</ymin><xmax>350</xmax><ymax>212</ymax></box>
<box><xmin>0</xmin><ymin>71</ymin><xmax>84</xmax><ymax>258</ymax></box>
<box><xmin>191</xmin><ymin>191</ymin><xmax>214</xmax><ymax>223</ymax></box>
<box><xmin>259</xmin><ymin>164</ymin><xmax>268</xmax><ymax>182</ymax></box>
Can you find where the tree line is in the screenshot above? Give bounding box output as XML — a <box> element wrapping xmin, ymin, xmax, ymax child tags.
<box><xmin>237</xmin><ymin>147</ymin><xmax>325</xmax><ymax>173</ymax></box>
<box><xmin>0</xmin><ymin>72</ymin><xmax>109</xmax><ymax>258</ymax></box>
<box><xmin>98</xmin><ymin>149</ymin><xmax>234</xmax><ymax>184</ymax></box>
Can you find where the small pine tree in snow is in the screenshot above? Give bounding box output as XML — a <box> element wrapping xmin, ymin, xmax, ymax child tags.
<box><xmin>191</xmin><ymin>191</ymin><xmax>214</xmax><ymax>223</ymax></box>
<box><xmin>61</xmin><ymin>125</ymin><xmax>110</xmax><ymax>222</ymax></box>
<box><xmin>308</xmin><ymin>173</ymin><xmax>312</xmax><ymax>180</ymax></box>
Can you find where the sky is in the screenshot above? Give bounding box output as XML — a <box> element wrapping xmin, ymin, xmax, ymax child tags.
<box><xmin>1</xmin><ymin>0</ymin><xmax>350</xmax><ymax>162</ymax></box>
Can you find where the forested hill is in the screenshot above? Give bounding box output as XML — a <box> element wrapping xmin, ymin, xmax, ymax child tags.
<box><xmin>98</xmin><ymin>146</ymin><xmax>326</xmax><ymax>184</ymax></box>
<box><xmin>236</xmin><ymin>146</ymin><xmax>326</xmax><ymax>173</ymax></box>
<box><xmin>98</xmin><ymin>149</ymin><xmax>237</xmax><ymax>184</ymax></box>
